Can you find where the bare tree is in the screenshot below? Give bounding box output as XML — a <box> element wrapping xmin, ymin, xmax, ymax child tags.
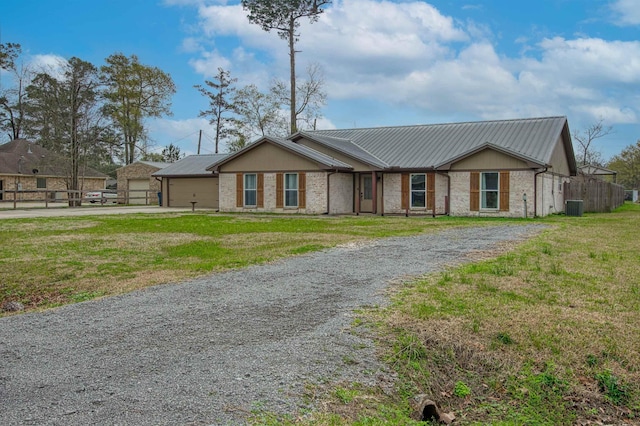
<box><xmin>233</xmin><ymin>83</ymin><xmax>286</xmax><ymax>141</ymax></box>
<box><xmin>0</xmin><ymin>62</ymin><xmax>33</xmax><ymax>141</ymax></box>
<box><xmin>241</xmin><ymin>0</ymin><xmax>331</xmax><ymax>134</ymax></box>
<box><xmin>573</xmin><ymin>119</ymin><xmax>613</xmax><ymax>166</ymax></box>
<box><xmin>194</xmin><ymin>68</ymin><xmax>237</xmax><ymax>153</ymax></box>
<box><xmin>271</xmin><ymin>62</ymin><xmax>326</xmax><ymax>132</ymax></box>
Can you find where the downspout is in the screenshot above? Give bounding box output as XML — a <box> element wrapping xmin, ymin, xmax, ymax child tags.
<box><xmin>325</xmin><ymin>171</ymin><xmax>337</xmax><ymax>215</ymax></box>
<box><xmin>534</xmin><ymin>167</ymin><xmax>548</xmax><ymax>217</ymax></box>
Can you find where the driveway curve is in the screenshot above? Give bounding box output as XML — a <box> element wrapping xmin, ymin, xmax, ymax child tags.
<box><xmin>0</xmin><ymin>225</ymin><xmax>544</xmax><ymax>425</ymax></box>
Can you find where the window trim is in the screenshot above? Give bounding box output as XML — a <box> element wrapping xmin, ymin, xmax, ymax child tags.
<box><xmin>284</xmin><ymin>172</ymin><xmax>298</xmax><ymax>208</ymax></box>
<box><xmin>244</xmin><ymin>173</ymin><xmax>257</xmax><ymax>207</ymax></box>
<box><xmin>480</xmin><ymin>171</ymin><xmax>499</xmax><ymax>210</ymax></box>
<box><xmin>410</xmin><ymin>173</ymin><xmax>426</xmax><ymax>209</ymax></box>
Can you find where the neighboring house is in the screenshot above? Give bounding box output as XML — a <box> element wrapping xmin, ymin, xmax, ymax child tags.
<box><xmin>0</xmin><ymin>139</ymin><xmax>107</xmax><ymax>201</ymax></box>
<box><xmin>153</xmin><ymin>154</ymin><xmax>228</xmax><ymax>208</ymax></box>
<box><xmin>207</xmin><ymin>116</ymin><xmax>577</xmax><ymax>217</ymax></box>
<box><xmin>577</xmin><ymin>164</ymin><xmax>617</xmax><ymax>182</ymax></box>
<box><xmin>116</xmin><ymin>161</ymin><xmax>168</xmax><ymax>205</ymax></box>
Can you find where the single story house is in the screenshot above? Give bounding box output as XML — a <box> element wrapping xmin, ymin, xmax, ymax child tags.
<box><xmin>153</xmin><ymin>154</ymin><xmax>228</xmax><ymax>208</ymax></box>
<box><xmin>0</xmin><ymin>139</ymin><xmax>107</xmax><ymax>201</ymax></box>
<box><xmin>116</xmin><ymin>161</ymin><xmax>168</xmax><ymax>204</ymax></box>
<box><xmin>206</xmin><ymin>116</ymin><xmax>577</xmax><ymax>218</ymax></box>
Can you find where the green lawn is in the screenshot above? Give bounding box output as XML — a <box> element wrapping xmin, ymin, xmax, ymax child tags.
<box><xmin>2</xmin><ymin>206</ymin><xmax>638</xmax><ymax>425</ymax></box>
<box><xmin>0</xmin><ymin>212</ymin><xmax>480</xmax><ymax>312</ymax></box>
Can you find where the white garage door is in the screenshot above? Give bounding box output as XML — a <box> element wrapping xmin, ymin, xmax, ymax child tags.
<box><xmin>128</xmin><ymin>179</ymin><xmax>150</xmax><ymax>205</ymax></box>
<box><xmin>168</xmin><ymin>178</ymin><xmax>219</xmax><ymax>208</ymax></box>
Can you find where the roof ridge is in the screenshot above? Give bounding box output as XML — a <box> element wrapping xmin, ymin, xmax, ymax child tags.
<box><xmin>310</xmin><ymin>116</ymin><xmax>567</xmax><ymax>132</ymax></box>
<box><xmin>296</xmin><ymin>131</ymin><xmax>389</xmax><ymax>168</ymax></box>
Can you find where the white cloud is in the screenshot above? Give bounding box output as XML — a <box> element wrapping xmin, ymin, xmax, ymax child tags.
<box><xmin>28</xmin><ymin>54</ymin><xmax>68</xmax><ymax>79</ymax></box>
<box><xmin>189</xmin><ymin>50</ymin><xmax>233</xmax><ymax>77</ymax></box>
<box><xmin>181</xmin><ymin>37</ymin><xmax>203</xmax><ymax>53</ymax></box>
<box><xmin>610</xmin><ymin>0</ymin><xmax>640</xmax><ymax>26</ymax></box>
<box><xmin>149</xmin><ymin>117</ymin><xmax>212</xmax><ymax>155</ymax></box>
<box><xmin>535</xmin><ymin>37</ymin><xmax>640</xmax><ymax>84</ymax></box>
<box><xmin>173</xmin><ymin>0</ymin><xmax>640</xmax><ymax>150</ymax></box>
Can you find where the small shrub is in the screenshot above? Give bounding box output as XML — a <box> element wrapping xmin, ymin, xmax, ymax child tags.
<box><xmin>454</xmin><ymin>381</ymin><xmax>471</xmax><ymax>398</ymax></box>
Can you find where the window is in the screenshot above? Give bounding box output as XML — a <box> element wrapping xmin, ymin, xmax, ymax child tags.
<box><xmin>244</xmin><ymin>174</ymin><xmax>257</xmax><ymax>206</ymax></box>
<box><xmin>481</xmin><ymin>172</ymin><xmax>499</xmax><ymax>209</ymax></box>
<box><xmin>36</xmin><ymin>177</ymin><xmax>47</xmax><ymax>189</ymax></box>
<box><xmin>284</xmin><ymin>173</ymin><xmax>298</xmax><ymax>207</ymax></box>
<box><xmin>410</xmin><ymin>174</ymin><xmax>426</xmax><ymax>208</ymax></box>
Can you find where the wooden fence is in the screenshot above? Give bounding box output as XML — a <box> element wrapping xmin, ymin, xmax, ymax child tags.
<box><xmin>0</xmin><ymin>189</ymin><xmax>160</xmax><ymax>209</ymax></box>
<box><xmin>563</xmin><ymin>178</ymin><xmax>626</xmax><ymax>213</ymax></box>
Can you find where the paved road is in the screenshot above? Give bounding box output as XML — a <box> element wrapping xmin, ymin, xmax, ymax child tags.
<box><xmin>0</xmin><ymin>225</ymin><xmax>544</xmax><ymax>425</ymax></box>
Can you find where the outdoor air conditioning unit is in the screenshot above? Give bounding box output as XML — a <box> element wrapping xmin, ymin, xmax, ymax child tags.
<box><xmin>565</xmin><ymin>200</ymin><xmax>584</xmax><ymax>217</ymax></box>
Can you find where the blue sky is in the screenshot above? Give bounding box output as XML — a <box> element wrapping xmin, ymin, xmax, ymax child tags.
<box><xmin>1</xmin><ymin>0</ymin><xmax>639</xmax><ymax>160</ymax></box>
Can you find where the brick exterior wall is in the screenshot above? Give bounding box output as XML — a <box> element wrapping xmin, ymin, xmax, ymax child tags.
<box><xmin>537</xmin><ymin>172</ymin><xmax>570</xmax><ymax>216</ymax></box>
<box><xmin>329</xmin><ymin>172</ymin><xmax>353</xmax><ymax>214</ymax></box>
<box><xmin>382</xmin><ymin>173</ymin><xmax>448</xmax><ymax>215</ymax></box>
<box><xmin>0</xmin><ymin>175</ymin><xmax>105</xmax><ymax>201</ymax></box>
<box><xmin>116</xmin><ymin>163</ymin><xmax>162</xmax><ymax>195</ymax></box>
<box><xmin>450</xmin><ymin>170</ymin><xmax>540</xmax><ymax>218</ymax></box>
<box><xmin>219</xmin><ymin>171</ymin><xmax>329</xmax><ymax>214</ymax></box>
<box><xmin>217</xmin><ymin>169</ymin><xmax>569</xmax><ymax>217</ymax></box>
<box><xmin>383</xmin><ymin>173</ymin><xmax>402</xmax><ymax>214</ymax></box>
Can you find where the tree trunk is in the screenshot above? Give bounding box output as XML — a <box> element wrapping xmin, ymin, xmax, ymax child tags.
<box><xmin>289</xmin><ymin>17</ymin><xmax>296</xmax><ymax>134</ymax></box>
<box><xmin>215</xmin><ymin>109</ymin><xmax>221</xmax><ymax>154</ymax></box>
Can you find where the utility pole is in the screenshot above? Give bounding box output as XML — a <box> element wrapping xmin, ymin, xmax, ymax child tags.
<box><xmin>197</xmin><ymin>130</ymin><xmax>202</xmax><ymax>155</ymax></box>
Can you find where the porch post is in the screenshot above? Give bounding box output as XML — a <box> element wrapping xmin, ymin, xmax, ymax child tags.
<box><xmin>355</xmin><ymin>173</ymin><xmax>360</xmax><ymax>215</ymax></box>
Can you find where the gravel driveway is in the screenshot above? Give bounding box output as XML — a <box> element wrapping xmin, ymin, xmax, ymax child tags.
<box><xmin>0</xmin><ymin>225</ymin><xmax>544</xmax><ymax>425</ymax></box>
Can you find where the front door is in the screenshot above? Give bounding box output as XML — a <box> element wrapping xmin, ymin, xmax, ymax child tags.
<box><xmin>360</xmin><ymin>174</ymin><xmax>373</xmax><ymax>213</ymax></box>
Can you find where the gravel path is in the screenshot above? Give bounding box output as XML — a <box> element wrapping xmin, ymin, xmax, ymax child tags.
<box><xmin>0</xmin><ymin>225</ymin><xmax>544</xmax><ymax>425</ymax></box>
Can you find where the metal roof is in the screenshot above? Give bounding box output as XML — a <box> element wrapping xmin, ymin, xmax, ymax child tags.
<box><xmin>292</xmin><ymin>132</ymin><xmax>389</xmax><ymax>168</ymax></box>
<box><xmin>207</xmin><ymin>137</ymin><xmax>353</xmax><ymax>171</ymax></box>
<box><xmin>302</xmin><ymin>116</ymin><xmax>573</xmax><ymax>170</ymax></box>
<box><xmin>0</xmin><ymin>139</ymin><xmax>108</xmax><ymax>178</ymax></box>
<box><xmin>578</xmin><ymin>164</ymin><xmax>617</xmax><ymax>176</ymax></box>
<box><xmin>153</xmin><ymin>154</ymin><xmax>229</xmax><ymax>177</ymax></box>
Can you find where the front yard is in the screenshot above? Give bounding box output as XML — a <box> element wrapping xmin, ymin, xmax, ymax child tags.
<box><xmin>1</xmin><ymin>205</ymin><xmax>639</xmax><ymax>424</ymax></box>
<box><xmin>0</xmin><ymin>213</ymin><xmax>478</xmax><ymax>312</ymax></box>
